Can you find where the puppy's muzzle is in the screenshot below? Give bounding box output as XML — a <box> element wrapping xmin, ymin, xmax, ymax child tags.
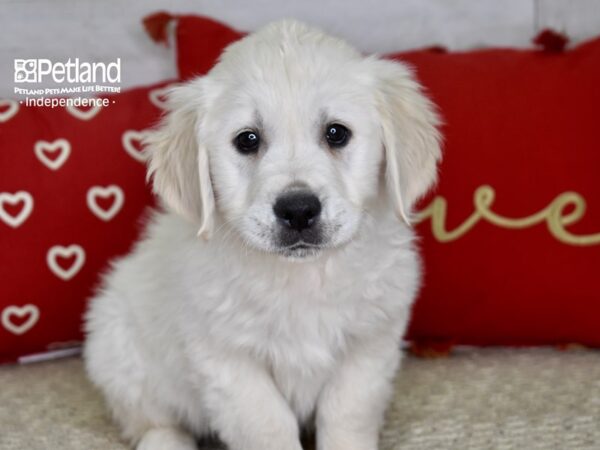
<box><xmin>273</xmin><ymin>191</ymin><xmax>322</xmax><ymax>247</ymax></box>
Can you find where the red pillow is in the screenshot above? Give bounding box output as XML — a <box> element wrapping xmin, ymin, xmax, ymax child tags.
<box><xmin>0</xmin><ymin>82</ymin><xmax>176</xmax><ymax>363</ymax></box>
<box><xmin>400</xmin><ymin>43</ymin><xmax>600</xmax><ymax>347</ymax></box>
<box><xmin>168</xmin><ymin>15</ymin><xmax>600</xmax><ymax>347</ymax></box>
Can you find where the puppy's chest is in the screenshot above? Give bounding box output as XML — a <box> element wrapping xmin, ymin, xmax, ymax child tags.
<box><xmin>244</xmin><ymin>280</ymin><xmax>367</xmax><ymax>420</ymax></box>
<box><xmin>195</xmin><ymin>251</ymin><xmax>410</xmax><ymax>419</ymax></box>
<box><xmin>209</xmin><ymin>265</ymin><xmax>390</xmax><ymax>366</ymax></box>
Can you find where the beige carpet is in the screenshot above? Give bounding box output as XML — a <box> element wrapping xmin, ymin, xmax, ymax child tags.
<box><xmin>0</xmin><ymin>348</ymin><xmax>599</xmax><ymax>450</ymax></box>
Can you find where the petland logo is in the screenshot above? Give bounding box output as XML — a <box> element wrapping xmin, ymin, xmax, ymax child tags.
<box><xmin>14</xmin><ymin>58</ymin><xmax>121</xmax><ymax>84</ymax></box>
<box><xmin>13</xmin><ymin>58</ymin><xmax>122</xmax><ymax>108</ymax></box>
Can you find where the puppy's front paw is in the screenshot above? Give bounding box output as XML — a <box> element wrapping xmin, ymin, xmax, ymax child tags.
<box><xmin>317</xmin><ymin>430</ymin><xmax>378</xmax><ymax>450</ymax></box>
<box><xmin>136</xmin><ymin>428</ymin><xmax>197</xmax><ymax>450</ymax></box>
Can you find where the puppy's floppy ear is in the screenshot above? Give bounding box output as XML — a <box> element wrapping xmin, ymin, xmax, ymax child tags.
<box><xmin>371</xmin><ymin>58</ymin><xmax>442</xmax><ymax>225</ymax></box>
<box><xmin>146</xmin><ymin>79</ymin><xmax>215</xmax><ymax>239</ymax></box>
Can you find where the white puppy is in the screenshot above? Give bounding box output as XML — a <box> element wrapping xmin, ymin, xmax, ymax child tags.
<box><xmin>84</xmin><ymin>20</ymin><xmax>441</xmax><ymax>450</ymax></box>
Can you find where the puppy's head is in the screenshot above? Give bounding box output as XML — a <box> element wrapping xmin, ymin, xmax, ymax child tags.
<box><xmin>147</xmin><ymin>20</ymin><xmax>441</xmax><ymax>260</ymax></box>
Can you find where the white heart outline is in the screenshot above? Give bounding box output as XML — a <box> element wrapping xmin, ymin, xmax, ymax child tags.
<box><xmin>148</xmin><ymin>84</ymin><xmax>177</xmax><ymax>109</ymax></box>
<box><xmin>122</xmin><ymin>130</ymin><xmax>151</xmax><ymax>163</ymax></box>
<box><xmin>1</xmin><ymin>304</ymin><xmax>40</xmax><ymax>335</ymax></box>
<box><xmin>46</xmin><ymin>244</ymin><xmax>86</xmax><ymax>281</ymax></box>
<box><xmin>0</xmin><ymin>99</ymin><xmax>19</xmax><ymax>123</ymax></box>
<box><xmin>0</xmin><ymin>191</ymin><xmax>34</xmax><ymax>228</ymax></box>
<box><xmin>86</xmin><ymin>185</ymin><xmax>125</xmax><ymax>221</ymax></box>
<box><xmin>66</xmin><ymin>103</ymin><xmax>102</xmax><ymax>121</ymax></box>
<box><xmin>34</xmin><ymin>138</ymin><xmax>71</xmax><ymax>170</ymax></box>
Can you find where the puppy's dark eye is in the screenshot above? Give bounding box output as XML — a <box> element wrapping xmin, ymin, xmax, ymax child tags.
<box><xmin>234</xmin><ymin>131</ymin><xmax>260</xmax><ymax>154</ymax></box>
<box><xmin>325</xmin><ymin>123</ymin><xmax>350</xmax><ymax>148</ymax></box>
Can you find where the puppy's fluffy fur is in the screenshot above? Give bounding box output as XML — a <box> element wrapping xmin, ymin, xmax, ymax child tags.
<box><xmin>84</xmin><ymin>20</ymin><xmax>441</xmax><ymax>450</ymax></box>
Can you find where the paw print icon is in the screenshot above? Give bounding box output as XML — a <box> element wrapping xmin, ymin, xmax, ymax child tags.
<box><xmin>14</xmin><ymin>59</ymin><xmax>37</xmax><ymax>83</ymax></box>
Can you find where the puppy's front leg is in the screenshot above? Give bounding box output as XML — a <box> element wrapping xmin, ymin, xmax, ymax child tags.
<box><xmin>316</xmin><ymin>333</ymin><xmax>401</xmax><ymax>450</ymax></box>
<box><xmin>197</xmin><ymin>352</ymin><xmax>303</xmax><ymax>450</ymax></box>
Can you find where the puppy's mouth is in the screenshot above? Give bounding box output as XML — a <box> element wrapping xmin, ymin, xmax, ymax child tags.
<box><xmin>279</xmin><ymin>242</ymin><xmax>323</xmax><ymax>258</ymax></box>
<box><xmin>275</xmin><ymin>222</ymin><xmax>324</xmax><ymax>259</ymax></box>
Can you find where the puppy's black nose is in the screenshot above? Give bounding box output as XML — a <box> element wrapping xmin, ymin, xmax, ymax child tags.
<box><xmin>273</xmin><ymin>192</ymin><xmax>322</xmax><ymax>232</ymax></box>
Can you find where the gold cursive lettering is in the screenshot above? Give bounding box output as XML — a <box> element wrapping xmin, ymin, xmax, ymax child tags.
<box><xmin>415</xmin><ymin>185</ymin><xmax>600</xmax><ymax>246</ymax></box>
